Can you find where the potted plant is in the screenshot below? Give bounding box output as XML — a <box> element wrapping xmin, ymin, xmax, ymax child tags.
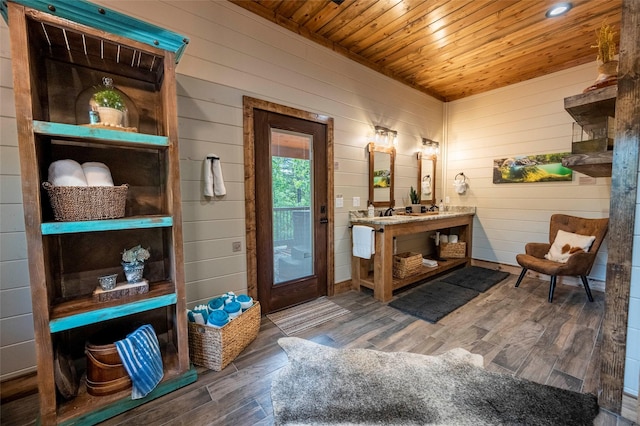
<box><xmin>91</xmin><ymin>77</ymin><xmax>126</xmax><ymax>126</ymax></box>
<box><xmin>587</xmin><ymin>22</ymin><xmax>618</xmax><ymax>90</ymax></box>
<box><xmin>121</xmin><ymin>245</ymin><xmax>150</xmax><ymax>283</ymax></box>
<box><xmin>409</xmin><ymin>186</ymin><xmax>421</xmax><ymax>213</ymax></box>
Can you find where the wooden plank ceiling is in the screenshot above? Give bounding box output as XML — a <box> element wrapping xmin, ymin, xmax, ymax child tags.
<box><xmin>229</xmin><ymin>0</ymin><xmax>622</xmax><ymax>101</ymax></box>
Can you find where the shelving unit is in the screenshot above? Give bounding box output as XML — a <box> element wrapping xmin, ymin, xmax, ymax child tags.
<box><xmin>351</xmin><ymin>213</ymin><xmax>474</xmax><ymax>302</ymax></box>
<box><xmin>2</xmin><ymin>1</ymin><xmax>195</xmax><ymax>424</ymax></box>
<box><xmin>562</xmin><ymin>85</ymin><xmax>617</xmax><ymax>177</ymax></box>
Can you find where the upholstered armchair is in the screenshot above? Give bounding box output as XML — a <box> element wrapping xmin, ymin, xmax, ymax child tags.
<box><xmin>515</xmin><ymin>214</ymin><xmax>608</xmax><ymax>302</ymax></box>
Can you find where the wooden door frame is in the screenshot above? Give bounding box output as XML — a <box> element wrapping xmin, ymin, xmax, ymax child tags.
<box><xmin>242</xmin><ymin>96</ymin><xmax>334</xmax><ymax>302</ymax></box>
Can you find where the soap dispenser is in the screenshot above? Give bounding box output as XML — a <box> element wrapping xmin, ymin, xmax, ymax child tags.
<box><xmin>439</xmin><ymin>199</ymin><xmax>444</xmax><ymax>212</ymax></box>
<box><xmin>367</xmin><ymin>203</ymin><xmax>375</xmax><ymax>218</ymax></box>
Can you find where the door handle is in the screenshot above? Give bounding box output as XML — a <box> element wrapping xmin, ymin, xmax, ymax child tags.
<box><xmin>320</xmin><ymin>218</ymin><xmax>328</xmax><ymax>224</ymax></box>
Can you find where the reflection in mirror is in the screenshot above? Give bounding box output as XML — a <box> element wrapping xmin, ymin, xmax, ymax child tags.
<box><xmin>417</xmin><ymin>153</ymin><xmax>436</xmax><ymax>205</ymax></box>
<box><xmin>368</xmin><ymin>143</ymin><xmax>395</xmax><ymax>208</ymax></box>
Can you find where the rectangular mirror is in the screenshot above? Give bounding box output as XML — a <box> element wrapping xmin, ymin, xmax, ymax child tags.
<box><xmin>418</xmin><ymin>153</ymin><xmax>436</xmax><ymax>205</ymax></box>
<box><xmin>368</xmin><ymin>142</ymin><xmax>395</xmax><ymax>208</ymax></box>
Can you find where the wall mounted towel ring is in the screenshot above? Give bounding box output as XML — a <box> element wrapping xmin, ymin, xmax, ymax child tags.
<box><xmin>421</xmin><ymin>174</ymin><xmax>432</xmax><ymax>196</ymax></box>
<box><xmin>453</xmin><ymin>172</ymin><xmax>468</xmax><ymax>195</ymax></box>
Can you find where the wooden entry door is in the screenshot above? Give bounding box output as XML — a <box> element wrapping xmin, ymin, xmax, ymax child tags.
<box><xmin>253</xmin><ymin>109</ymin><xmax>329</xmax><ymax>313</ymax></box>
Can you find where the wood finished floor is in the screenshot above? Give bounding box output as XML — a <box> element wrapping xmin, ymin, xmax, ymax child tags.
<box><xmin>2</xmin><ymin>273</ymin><xmax>636</xmax><ymax>425</ymax></box>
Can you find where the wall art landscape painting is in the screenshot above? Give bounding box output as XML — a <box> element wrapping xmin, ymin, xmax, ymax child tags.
<box><xmin>493</xmin><ymin>153</ymin><xmax>572</xmax><ymax>184</ymax></box>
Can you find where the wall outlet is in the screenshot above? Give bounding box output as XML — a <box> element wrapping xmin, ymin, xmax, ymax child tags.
<box><xmin>353</xmin><ymin>197</ymin><xmax>360</xmax><ymax>207</ymax></box>
<box><xmin>232</xmin><ymin>241</ymin><xmax>242</xmax><ymax>252</ymax></box>
<box><xmin>445</xmin><ymin>196</ymin><xmax>450</xmax><ymax>203</ymax></box>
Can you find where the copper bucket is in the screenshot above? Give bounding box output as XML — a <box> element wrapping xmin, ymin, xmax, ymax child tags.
<box><xmin>85</xmin><ymin>338</ymin><xmax>131</xmax><ymax>396</ymax></box>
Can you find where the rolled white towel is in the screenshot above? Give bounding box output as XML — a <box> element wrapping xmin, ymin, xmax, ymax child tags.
<box><xmin>82</xmin><ymin>162</ymin><xmax>114</xmax><ymax>186</ymax></box>
<box><xmin>48</xmin><ymin>159</ymin><xmax>88</xmax><ymax>187</ymax></box>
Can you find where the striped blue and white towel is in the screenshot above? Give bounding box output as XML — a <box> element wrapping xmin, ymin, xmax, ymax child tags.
<box><xmin>115</xmin><ymin>324</ymin><xmax>164</xmax><ymax>399</ymax></box>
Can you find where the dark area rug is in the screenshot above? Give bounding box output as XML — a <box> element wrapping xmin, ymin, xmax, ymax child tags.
<box><xmin>388</xmin><ymin>281</ymin><xmax>479</xmax><ymax>323</ymax></box>
<box><xmin>272</xmin><ymin>337</ymin><xmax>599</xmax><ymax>426</ymax></box>
<box><xmin>441</xmin><ymin>265</ymin><xmax>510</xmax><ymax>292</ymax></box>
<box><xmin>389</xmin><ymin>266</ymin><xmax>511</xmax><ymax>323</ymax></box>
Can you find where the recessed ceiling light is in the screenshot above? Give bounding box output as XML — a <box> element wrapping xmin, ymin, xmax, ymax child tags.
<box><xmin>546</xmin><ymin>2</ymin><xmax>573</xmax><ymax>18</ymax></box>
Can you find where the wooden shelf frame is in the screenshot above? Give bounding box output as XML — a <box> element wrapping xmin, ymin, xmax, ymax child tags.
<box><xmin>562</xmin><ymin>85</ymin><xmax>617</xmax><ymax>177</ymax></box>
<box><xmin>4</xmin><ymin>2</ymin><xmax>194</xmax><ymax>424</ymax></box>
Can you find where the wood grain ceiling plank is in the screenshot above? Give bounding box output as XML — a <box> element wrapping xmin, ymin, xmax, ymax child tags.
<box><xmin>358</xmin><ymin>0</ymin><xmax>471</xmax><ymax>62</ymax></box>
<box><xmin>380</xmin><ymin>1</ymin><xmax>506</xmax><ymax>69</ymax></box>
<box><xmin>326</xmin><ymin>0</ymin><xmax>404</xmax><ymax>44</ymax></box>
<box><xmin>304</xmin><ymin>0</ymin><xmax>358</xmax><ymax>33</ymax></box>
<box><xmin>410</xmin><ymin>7</ymin><xmax>621</xmax><ymax>86</ymax></box>
<box><xmin>313</xmin><ymin>0</ymin><xmax>385</xmax><ymax>38</ymax></box>
<box><xmin>396</xmin><ymin>1</ymin><xmax>619</xmax><ymax>82</ymax></box>
<box><xmin>256</xmin><ymin>0</ymin><xmax>284</xmax><ymax>9</ymax></box>
<box><xmin>290</xmin><ymin>1</ymin><xmax>334</xmax><ymax>26</ymax></box>
<box><xmin>340</xmin><ymin>0</ymin><xmax>442</xmax><ymax>52</ymax></box>
<box><xmin>418</xmin><ymin>34</ymin><xmax>612</xmax><ymax>100</ymax></box>
<box><xmin>273</xmin><ymin>0</ymin><xmax>308</xmax><ymax>19</ymax></box>
<box><xmin>231</xmin><ymin>0</ymin><xmax>623</xmax><ymax>101</ymax></box>
<box><xmin>376</xmin><ymin>0</ymin><xmax>550</xmax><ymax>70</ymax></box>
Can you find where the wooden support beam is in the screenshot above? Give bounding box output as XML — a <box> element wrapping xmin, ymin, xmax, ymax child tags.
<box><xmin>600</xmin><ymin>0</ymin><xmax>640</xmax><ymax>413</ymax></box>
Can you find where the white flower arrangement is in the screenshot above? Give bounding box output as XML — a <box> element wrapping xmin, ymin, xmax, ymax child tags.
<box><xmin>122</xmin><ymin>245</ymin><xmax>150</xmax><ymax>265</ymax></box>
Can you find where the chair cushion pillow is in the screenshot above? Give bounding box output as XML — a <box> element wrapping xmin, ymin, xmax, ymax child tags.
<box><xmin>544</xmin><ymin>229</ymin><xmax>596</xmax><ymax>263</ymax></box>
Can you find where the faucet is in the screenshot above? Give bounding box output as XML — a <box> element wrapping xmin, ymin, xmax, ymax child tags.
<box><xmin>384</xmin><ymin>208</ymin><xmax>395</xmax><ymax>216</ymax></box>
<box><xmin>428</xmin><ymin>204</ymin><xmax>438</xmax><ymax>212</ymax></box>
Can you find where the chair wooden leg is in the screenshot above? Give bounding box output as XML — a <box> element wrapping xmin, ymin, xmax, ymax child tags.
<box><xmin>515</xmin><ymin>268</ymin><xmax>527</xmax><ymax>287</ymax></box>
<box><xmin>580</xmin><ymin>275</ymin><xmax>594</xmax><ymax>302</ymax></box>
<box><xmin>548</xmin><ymin>275</ymin><xmax>557</xmax><ymax>303</ymax></box>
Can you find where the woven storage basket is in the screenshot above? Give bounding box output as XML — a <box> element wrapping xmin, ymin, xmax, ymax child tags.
<box><xmin>188</xmin><ymin>301</ymin><xmax>261</xmax><ymax>371</ymax></box>
<box><xmin>439</xmin><ymin>242</ymin><xmax>466</xmax><ymax>259</ymax></box>
<box><xmin>43</xmin><ymin>182</ymin><xmax>128</xmax><ymax>221</ymax></box>
<box><xmin>393</xmin><ymin>252</ymin><xmax>423</xmax><ymax>278</ymax></box>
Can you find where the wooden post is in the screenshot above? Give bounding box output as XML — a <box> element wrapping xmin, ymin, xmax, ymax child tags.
<box><xmin>600</xmin><ymin>0</ymin><xmax>640</xmax><ymax>413</ymax></box>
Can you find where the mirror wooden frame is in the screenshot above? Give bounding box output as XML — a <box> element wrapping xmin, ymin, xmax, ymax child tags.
<box><xmin>368</xmin><ymin>142</ymin><xmax>395</xmax><ymax>208</ymax></box>
<box><xmin>417</xmin><ymin>152</ymin><xmax>436</xmax><ymax>205</ymax></box>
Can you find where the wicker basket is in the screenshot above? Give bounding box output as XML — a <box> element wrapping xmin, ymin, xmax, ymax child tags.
<box><xmin>43</xmin><ymin>182</ymin><xmax>127</xmax><ymax>221</ymax></box>
<box><xmin>188</xmin><ymin>301</ymin><xmax>261</xmax><ymax>371</ymax></box>
<box><xmin>439</xmin><ymin>242</ymin><xmax>467</xmax><ymax>259</ymax></box>
<box><xmin>393</xmin><ymin>252</ymin><xmax>423</xmax><ymax>278</ymax></box>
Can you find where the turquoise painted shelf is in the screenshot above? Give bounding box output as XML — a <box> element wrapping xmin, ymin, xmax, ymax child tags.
<box><xmin>50</xmin><ymin>293</ymin><xmax>177</xmax><ymax>333</ymax></box>
<box><xmin>56</xmin><ymin>365</ymin><xmax>197</xmax><ymax>425</ymax></box>
<box><xmin>0</xmin><ymin>0</ymin><xmax>189</xmax><ymax>62</ymax></box>
<box><xmin>33</xmin><ymin>121</ymin><xmax>169</xmax><ymax>147</ymax></box>
<box><xmin>41</xmin><ymin>216</ymin><xmax>173</xmax><ymax>235</ymax></box>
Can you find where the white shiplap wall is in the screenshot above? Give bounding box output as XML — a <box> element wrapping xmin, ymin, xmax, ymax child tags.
<box><xmin>0</xmin><ymin>0</ymin><xmax>442</xmax><ymax>379</ymax></box>
<box><xmin>445</xmin><ymin>64</ymin><xmax>640</xmax><ymax>397</ymax></box>
<box><xmin>444</xmin><ymin>63</ymin><xmax>611</xmax><ymax>283</ymax></box>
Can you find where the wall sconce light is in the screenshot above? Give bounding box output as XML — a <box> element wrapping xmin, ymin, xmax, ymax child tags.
<box><xmin>374</xmin><ymin>125</ymin><xmax>398</xmax><ymax>146</ymax></box>
<box><xmin>421</xmin><ymin>138</ymin><xmax>439</xmax><ymax>156</ymax></box>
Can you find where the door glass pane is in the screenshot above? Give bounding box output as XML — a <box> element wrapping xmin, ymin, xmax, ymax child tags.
<box><xmin>271</xmin><ymin>129</ymin><xmax>314</xmax><ymax>284</ymax></box>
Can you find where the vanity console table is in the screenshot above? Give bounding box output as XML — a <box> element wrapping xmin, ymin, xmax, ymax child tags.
<box><xmin>350</xmin><ymin>211</ymin><xmax>475</xmax><ymax>302</ymax></box>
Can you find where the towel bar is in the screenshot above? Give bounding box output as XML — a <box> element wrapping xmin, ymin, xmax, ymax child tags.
<box><xmin>349</xmin><ymin>225</ymin><xmax>384</xmax><ymax>233</ymax></box>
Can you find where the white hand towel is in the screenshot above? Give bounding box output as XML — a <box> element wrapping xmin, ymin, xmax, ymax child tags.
<box><xmin>82</xmin><ymin>162</ymin><xmax>114</xmax><ymax>186</ymax></box>
<box><xmin>48</xmin><ymin>159</ymin><xmax>88</xmax><ymax>187</ymax></box>
<box><xmin>422</xmin><ymin>258</ymin><xmax>438</xmax><ymax>268</ymax></box>
<box><xmin>352</xmin><ymin>225</ymin><xmax>375</xmax><ymax>259</ymax></box>
<box><xmin>204</xmin><ymin>154</ymin><xmax>227</xmax><ymax>197</ymax></box>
